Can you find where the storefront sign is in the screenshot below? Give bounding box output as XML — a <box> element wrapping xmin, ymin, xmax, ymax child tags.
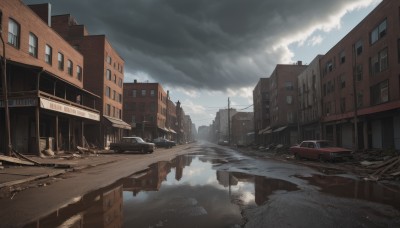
<box><xmin>40</xmin><ymin>98</ymin><xmax>100</xmax><ymax>121</ymax></box>
<box><xmin>0</xmin><ymin>98</ymin><xmax>37</xmax><ymax>107</ymax></box>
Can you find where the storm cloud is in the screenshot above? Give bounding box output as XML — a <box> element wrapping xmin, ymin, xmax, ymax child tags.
<box><xmin>24</xmin><ymin>0</ymin><xmax>374</xmax><ymax>91</ymax></box>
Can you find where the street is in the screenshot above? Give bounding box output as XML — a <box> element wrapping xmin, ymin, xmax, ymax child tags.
<box><xmin>1</xmin><ymin>141</ymin><xmax>400</xmax><ymax>227</ymax></box>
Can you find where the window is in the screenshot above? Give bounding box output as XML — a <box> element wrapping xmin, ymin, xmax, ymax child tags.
<box><xmin>340</xmin><ymin>98</ymin><xmax>346</xmax><ymax>113</ymax></box>
<box><xmin>356</xmin><ymin>64</ymin><xmax>363</xmax><ymax>81</ymax></box>
<box><xmin>113</xmin><ymin>90</ymin><xmax>116</xmax><ymax>100</ymax></box>
<box><xmin>112</xmin><ymin>106</ymin><xmax>116</xmax><ymax>117</ymax></box>
<box><xmin>357</xmin><ymin>92</ymin><xmax>363</xmax><ymax>108</ymax></box>
<box><xmin>340</xmin><ymin>74</ymin><xmax>346</xmax><ymax>89</ymax></box>
<box><xmin>371</xmin><ymin>19</ymin><xmax>387</xmax><ymax>44</ymax></box>
<box><xmin>371</xmin><ymin>80</ymin><xmax>389</xmax><ymax>105</ymax></box>
<box><xmin>286</xmin><ymin>95</ymin><xmax>293</xmax><ymax>104</ymax></box>
<box><xmin>285</xmin><ymin>82</ymin><xmax>294</xmax><ymax>91</ymax></box>
<box><xmin>118</xmin><ymin>78</ymin><xmax>123</xmax><ymax>87</ymax></box>
<box><xmin>141</xmin><ymin>89</ymin><xmax>146</xmax><ymax>96</ymax></box>
<box><xmin>106</xmin><ymin>86</ymin><xmax>111</xmax><ymax>98</ymax></box>
<box><xmin>45</xmin><ymin>45</ymin><xmax>53</xmax><ymax>65</ymax></box>
<box><xmin>106</xmin><ymin>104</ymin><xmax>111</xmax><ymax>116</ymax></box>
<box><xmin>150</xmin><ymin>90</ymin><xmax>155</xmax><ymax>97</ymax></box>
<box><xmin>327</xmin><ymin>61</ymin><xmax>333</xmax><ymax>72</ymax></box>
<box><xmin>140</xmin><ymin>102</ymin><xmax>145</xmax><ymax>111</ymax></box>
<box><xmin>132</xmin><ymin>90</ymin><xmax>137</xmax><ymax>97</ymax></box>
<box><xmin>131</xmin><ymin>115</ymin><xmax>136</xmax><ymax>123</ymax></box>
<box><xmin>8</xmin><ymin>19</ymin><xmax>20</xmax><ymax>48</ymax></box>
<box><xmin>113</xmin><ymin>74</ymin><xmax>116</xmax><ymax>83</ymax></box>
<box><xmin>118</xmin><ymin>93</ymin><xmax>122</xmax><ymax>103</ymax></box>
<box><xmin>106</xmin><ymin>69</ymin><xmax>111</xmax><ymax>80</ymax></box>
<box><xmin>28</xmin><ymin>33</ymin><xmax>38</xmax><ymax>57</ymax></box>
<box><xmin>150</xmin><ymin>102</ymin><xmax>156</xmax><ymax>112</ymax></box>
<box><xmin>106</xmin><ymin>55</ymin><xmax>112</xmax><ymax>64</ymax></box>
<box><xmin>355</xmin><ymin>40</ymin><xmax>363</xmax><ymax>56</ymax></box>
<box><xmin>339</xmin><ymin>51</ymin><xmax>345</xmax><ymax>64</ymax></box>
<box><xmin>67</xmin><ymin>60</ymin><xmax>73</xmax><ymax>76</ymax></box>
<box><xmin>132</xmin><ymin>103</ymin><xmax>136</xmax><ymax>111</ymax></box>
<box><xmin>287</xmin><ymin>112</ymin><xmax>294</xmax><ymax>123</ymax></box>
<box><xmin>370</xmin><ymin>48</ymin><xmax>388</xmax><ymax>75</ymax></box>
<box><xmin>58</xmin><ymin>52</ymin><xmax>64</xmax><ymax>70</ymax></box>
<box><xmin>77</xmin><ymin>66</ymin><xmax>82</xmax><ymax>81</ymax></box>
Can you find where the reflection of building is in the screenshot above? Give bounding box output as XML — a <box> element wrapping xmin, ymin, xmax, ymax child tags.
<box><xmin>172</xmin><ymin>155</ymin><xmax>193</xmax><ymax>181</ymax></box>
<box><xmin>254</xmin><ymin>176</ymin><xmax>298</xmax><ymax>206</ymax></box>
<box><xmin>26</xmin><ymin>185</ymin><xmax>123</xmax><ymax>227</ymax></box>
<box><xmin>122</xmin><ymin>161</ymin><xmax>171</xmax><ymax>195</ymax></box>
<box><xmin>231</xmin><ymin>112</ymin><xmax>254</xmax><ymax>146</ymax></box>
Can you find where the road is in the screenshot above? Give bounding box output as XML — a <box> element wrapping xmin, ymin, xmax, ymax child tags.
<box><xmin>1</xmin><ymin>141</ymin><xmax>399</xmax><ymax>227</ymax></box>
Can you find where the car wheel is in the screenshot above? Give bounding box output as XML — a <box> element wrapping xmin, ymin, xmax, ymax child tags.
<box><xmin>294</xmin><ymin>153</ymin><xmax>300</xmax><ymax>160</ymax></box>
<box><xmin>141</xmin><ymin>148</ymin><xmax>146</xmax><ymax>154</ymax></box>
<box><xmin>318</xmin><ymin>155</ymin><xmax>325</xmax><ymax>162</ymax></box>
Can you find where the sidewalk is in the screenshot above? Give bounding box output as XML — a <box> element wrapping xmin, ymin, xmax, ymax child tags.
<box><xmin>0</xmin><ymin>151</ymin><xmax>121</xmax><ymax>189</ymax></box>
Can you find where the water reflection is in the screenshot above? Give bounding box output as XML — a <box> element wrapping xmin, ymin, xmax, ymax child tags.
<box><xmin>297</xmin><ymin>174</ymin><xmax>400</xmax><ymax>210</ymax></box>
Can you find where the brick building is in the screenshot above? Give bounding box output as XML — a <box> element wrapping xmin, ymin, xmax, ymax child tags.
<box><xmin>269</xmin><ymin>62</ymin><xmax>307</xmax><ymax>146</ymax></box>
<box><xmin>0</xmin><ymin>1</ymin><xmax>100</xmax><ymax>154</ymax></box>
<box><xmin>231</xmin><ymin>112</ymin><xmax>254</xmax><ymax>146</ymax></box>
<box><xmin>320</xmin><ymin>0</ymin><xmax>400</xmax><ymax>150</ymax></box>
<box><xmin>49</xmin><ymin>14</ymin><xmax>130</xmax><ymax>148</ymax></box>
<box><xmin>253</xmin><ymin>78</ymin><xmax>270</xmax><ymax>146</ymax></box>
<box><xmin>123</xmin><ymin>81</ymin><xmax>170</xmax><ymax>141</ymax></box>
<box><xmin>298</xmin><ymin>55</ymin><xmax>323</xmax><ymax>141</ymax></box>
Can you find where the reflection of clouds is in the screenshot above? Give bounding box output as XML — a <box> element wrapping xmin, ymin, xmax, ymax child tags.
<box><xmin>240</xmin><ymin>191</ymin><xmax>256</xmax><ymax>204</ymax></box>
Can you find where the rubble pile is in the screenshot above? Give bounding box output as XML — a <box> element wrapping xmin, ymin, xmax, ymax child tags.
<box><xmin>361</xmin><ymin>155</ymin><xmax>400</xmax><ymax>181</ymax></box>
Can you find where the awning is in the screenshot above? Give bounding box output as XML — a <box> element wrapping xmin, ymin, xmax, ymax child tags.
<box><xmin>273</xmin><ymin>126</ymin><xmax>287</xmax><ymax>132</ymax></box>
<box><xmin>258</xmin><ymin>127</ymin><xmax>271</xmax><ymax>134</ymax></box>
<box><xmin>103</xmin><ymin>116</ymin><xmax>132</xmax><ymax>130</ymax></box>
<box><xmin>168</xmin><ymin>128</ymin><xmax>177</xmax><ymax>134</ymax></box>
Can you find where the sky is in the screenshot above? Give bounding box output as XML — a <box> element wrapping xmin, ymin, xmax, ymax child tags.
<box><xmin>23</xmin><ymin>0</ymin><xmax>382</xmax><ymax>128</ymax></box>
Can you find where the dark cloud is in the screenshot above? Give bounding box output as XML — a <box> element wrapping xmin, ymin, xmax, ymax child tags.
<box><xmin>24</xmin><ymin>0</ymin><xmax>360</xmax><ymax>91</ymax></box>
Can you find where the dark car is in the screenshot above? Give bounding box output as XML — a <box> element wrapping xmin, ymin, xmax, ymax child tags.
<box><xmin>289</xmin><ymin>140</ymin><xmax>353</xmax><ymax>162</ymax></box>
<box><xmin>110</xmin><ymin>137</ymin><xmax>155</xmax><ymax>153</ymax></box>
<box><xmin>153</xmin><ymin>138</ymin><xmax>176</xmax><ymax>148</ymax></box>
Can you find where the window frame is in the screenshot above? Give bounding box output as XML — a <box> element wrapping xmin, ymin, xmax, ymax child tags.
<box><xmin>45</xmin><ymin>44</ymin><xmax>53</xmax><ymax>65</ymax></box>
<box><xmin>67</xmin><ymin>60</ymin><xmax>73</xmax><ymax>76</ymax></box>
<box><xmin>28</xmin><ymin>32</ymin><xmax>38</xmax><ymax>57</ymax></box>
<box><xmin>58</xmin><ymin>52</ymin><xmax>64</xmax><ymax>70</ymax></box>
<box><xmin>8</xmin><ymin>18</ymin><xmax>20</xmax><ymax>48</ymax></box>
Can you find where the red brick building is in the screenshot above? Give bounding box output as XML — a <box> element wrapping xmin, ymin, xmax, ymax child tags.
<box><xmin>253</xmin><ymin>78</ymin><xmax>270</xmax><ymax>146</ymax></box>
<box><xmin>269</xmin><ymin>62</ymin><xmax>307</xmax><ymax>145</ymax></box>
<box><xmin>49</xmin><ymin>14</ymin><xmax>130</xmax><ymax>148</ymax></box>
<box><xmin>320</xmin><ymin>0</ymin><xmax>400</xmax><ymax>150</ymax></box>
<box><xmin>123</xmin><ymin>81</ymin><xmax>170</xmax><ymax>140</ymax></box>
<box><xmin>231</xmin><ymin>112</ymin><xmax>254</xmax><ymax>146</ymax></box>
<box><xmin>0</xmin><ymin>1</ymin><xmax>100</xmax><ymax>154</ymax></box>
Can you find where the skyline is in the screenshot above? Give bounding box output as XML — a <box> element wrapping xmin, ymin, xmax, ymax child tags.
<box><xmin>23</xmin><ymin>0</ymin><xmax>383</xmax><ymax>127</ymax></box>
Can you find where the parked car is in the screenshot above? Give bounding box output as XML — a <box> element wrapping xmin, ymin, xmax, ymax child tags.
<box><xmin>110</xmin><ymin>137</ymin><xmax>155</xmax><ymax>153</ymax></box>
<box><xmin>289</xmin><ymin>140</ymin><xmax>353</xmax><ymax>162</ymax></box>
<box><xmin>153</xmin><ymin>138</ymin><xmax>176</xmax><ymax>148</ymax></box>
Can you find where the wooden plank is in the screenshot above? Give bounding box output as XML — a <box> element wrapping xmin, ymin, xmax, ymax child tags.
<box><xmin>0</xmin><ymin>155</ymin><xmax>34</xmax><ymax>166</ymax></box>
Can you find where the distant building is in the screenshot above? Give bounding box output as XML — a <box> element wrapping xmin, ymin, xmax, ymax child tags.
<box><xmin>231</xmin><ymin>112</ymin><xmax>254</xmax><ymax>146</ymax></box>
<box><xmin>269</xmin><ymin>62</ymin><xmax>307</xmax><ymax>146</ymax></box>
<box><xmin>214</xmin><ymin>109</ymin><xmax>237</xmax><ymax>143</ymax></box>
<box><xmin>123</xmin><ymin>81</ymin><xmax>170</xmax><ymax>141</ymax></box>
<box><xmin>50</xmin><ymin>13</ymin><xmax>130</xmax><ymax>149</ymax></box>
<box><xmin>253</xmin><ymin>78</ymin><xmax>271</xmax><ymax>146</ymax></box>
<box><xmin>0</xmin><ymin>1</ymin><xmax>100</xmax><ymax>154</ymax></box>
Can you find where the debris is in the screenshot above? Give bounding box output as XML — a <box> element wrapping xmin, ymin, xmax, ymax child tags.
<box><xmin>0</xmin><ymin>155</ymin><xmax>34</xmax><ymax>166</ymax></box>
<box><xmin>366</xmin><ymin>156</ymin><xmax>400</xmax><ymax>181</ymax></box>
<box><xmin>41</xmin><ymin>149</ymin><xmax>55</xmax><ymax>157</ymax></box>
<box><xmin>77</xmin><ymin>146</ymin><xmax>97</xmax><ymax>154</ymax></box>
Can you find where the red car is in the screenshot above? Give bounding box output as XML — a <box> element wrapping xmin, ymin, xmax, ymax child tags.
<box><xmin>289</xmin><ymin>140</ymin><xmax>353</xmax><ymax>162</ymax></box>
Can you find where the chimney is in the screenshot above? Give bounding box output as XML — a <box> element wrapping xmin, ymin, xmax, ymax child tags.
<box><xmin>28</xmin><ymin>3</ymin><xmax>52</xmax><ymax>27</ymax></box>
<box><xmin>134</xmin><ymin>79</ymin><xmax>137</xmax><ymax>83</ymax></box>
<box><xmin>297</xmin><ymin>61</ymin><xmax>302</xmax><ymax>65</ymax></box>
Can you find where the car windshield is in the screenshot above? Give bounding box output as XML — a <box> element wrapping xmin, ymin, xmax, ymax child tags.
<box><xmin>318</xmin><ymin>141</ymin><xmax>333</xmax><ymax>148</ymax></box>
<box><xmin>135</xmin><ymin>137</ymin><xmax>145</xmax><ymax>143</ymax></box>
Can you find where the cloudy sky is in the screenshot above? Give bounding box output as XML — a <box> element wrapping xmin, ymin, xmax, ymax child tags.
<box><xmin>24</xmin><ymin>0</ymin><xmax>382</xmax><ymax>128</ymax></box>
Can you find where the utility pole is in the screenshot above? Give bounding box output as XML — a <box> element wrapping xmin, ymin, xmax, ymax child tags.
<box><xmin>228</xmin><ymin>97</ymin><xmax>230</xmax><ymax>145</ymax></box>
<box><xmin>0</xmin><ymin>12</ymin><xmax>12</xmax><ymax>156</ymax></box>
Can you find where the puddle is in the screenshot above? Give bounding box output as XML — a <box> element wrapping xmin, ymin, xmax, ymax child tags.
<box><xmin>24</xmin><ymin>153</ymin><xmax>298</xmax><ymax>227</ymax></box>
<box><xmin>297</xmin><ymin>174</ymin><xmax>400</xmax><ymax>210</ymax></box>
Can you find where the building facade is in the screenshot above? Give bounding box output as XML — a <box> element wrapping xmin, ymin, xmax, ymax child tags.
<box><xmin>123</xmin><ymin>81</ymin><xmax>170</xmax><ymax>141</ymax></box>
<box><xmin>50</xmin><ymin>14</ymin><xmax>130</xmax><ymax>149</ymax></box>
<box><xmin>298</xmin><ymin>55</ymin><xmax>323</xmax><ymax>141</ymax></box>
<box><xmin>231</xmin><ymin>112</ymin><xmax>254</xmax><ymax>146</ymax></box>
<box><xmin>0</xmin><ymin>1</ymin><xmax>100</xmax><ymax>154</ymax></box>
<box><xmin>320</xmin><ymin>0</ymin><xmax>400</xmax><ymax>150</ymax></box>
<box><xmin>253</xmin><ymin>78</ymin><xmax>271</xmax><ymax>146</ymax></box>
<box><xmin>269</xmin><ymin>62</ymin><xmax>307</xmax><ymax>146</ymax></box>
